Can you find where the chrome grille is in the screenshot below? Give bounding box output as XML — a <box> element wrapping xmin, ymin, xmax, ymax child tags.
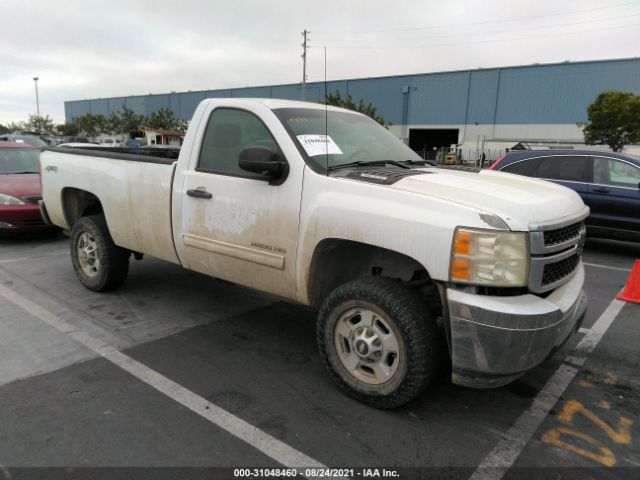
<box><xmin>542</xmin><ymin>254</ymin><xmax>580</xmax><ymax>286</ymax></box>
<box><xmin>528</xmin><ymin>210</ymin><xmax>589</xmax><ymax>294</ymax></box>
<box><xmin>543</xmin><ymin>222</ymin><xmax>584</xmax><ymax>247</ymax></box>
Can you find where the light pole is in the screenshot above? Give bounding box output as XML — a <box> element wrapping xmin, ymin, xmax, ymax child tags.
<box><xmin>33</xmin><ymin>77</ymin><xmax>40</xmax><ymax>117</ymax></box>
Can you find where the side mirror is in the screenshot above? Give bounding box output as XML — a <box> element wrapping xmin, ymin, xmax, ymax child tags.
<box><xmin>238</xmin><ymin>146</ymin><xmax>288</xmax><ymax>185</ymax></box>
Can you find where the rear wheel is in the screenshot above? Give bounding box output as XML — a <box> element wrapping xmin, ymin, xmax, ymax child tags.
<box><xmin>70</xmin><ymin>215</ymin><xmax>129</xmax><ymax>292</ymax></box>
<box><xmin>317</xmin><ymin>277</ymin><xmax>441</xmax><ymax>409</ymax></box>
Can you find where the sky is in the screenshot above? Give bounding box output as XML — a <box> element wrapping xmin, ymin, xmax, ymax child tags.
<box><xmin>1</xmin><ymin>0</ymin><xmax>639</xmax><ymax>125</ymax></box>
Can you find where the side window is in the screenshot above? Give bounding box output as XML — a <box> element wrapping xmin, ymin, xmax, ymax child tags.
<box><xmin>198</xmin><ymin>108</ymin><xmax>279</xmax><ymax>178</ymax></box>
<box><xmin>593</xmin><ymin>157</ymin><xmax>640</xmax><ymax>188</ymax></box>
<box><xmin>536</xmin><ymin>156</ymin><xmax>590</xmax><ymax>182</ymax></box>
<box><xmin>500</xmin><ymin>158</ymin><xmax>540</xmax><ymax>176</ymax></box>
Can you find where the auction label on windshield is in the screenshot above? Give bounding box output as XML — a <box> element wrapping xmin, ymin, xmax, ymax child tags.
<box><xmin>296</xmin><ymin>134</ymin><xmax>343</xmax><ymax>157</ymax></box>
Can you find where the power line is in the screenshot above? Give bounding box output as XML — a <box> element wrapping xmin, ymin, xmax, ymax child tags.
<box><xmin>308</xmin><ymin>22</ymin><xmax>640</xmax><ymax>50</ymax></box>
<box><xmin>311</xmin><ymin>13</ymin><xmax>640</xmax><ymax>44</ymax></box>
<box><xmin>312</xmin><ymin>0</ymin><xmax>640</xmax><ymax>35</ymax></box>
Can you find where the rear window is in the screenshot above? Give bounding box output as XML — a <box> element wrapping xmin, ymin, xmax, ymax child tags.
<box><xmin>13</xmin><ymin>136</ymin><xmax>47</xmax><ymax>148</ymax></box>
<box><xmin>0</xmin><ymin>148</ymin><xmax>40</xmax><ymax>174</ymax></box>
<box><xmin>536</xmin><ymin>156</ymin><xmax>590</xmax><ymax>182</ymax></box>
<box><xmin>500</xmin><ymin>157</ymin><xmax>540</xmax><ymax>176</ymax></box>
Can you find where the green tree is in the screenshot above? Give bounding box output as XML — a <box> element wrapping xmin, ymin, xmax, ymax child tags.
<box><xmin>72</xmin><ymin>113</ymin><xmax>107</xmax><ymax>137</ymax></box>
<box><xmin>0</xmin><ymin>123</ymin><xmax>9</xmax><ymax>134</ymax></box>
<box><xmin>118</xmin><ymin>106</ymin><xmax>145</xmax><ymax>137</ymax></box>
<box><xmin>324</xmin><ymin>90</ymin><xmax>390</xmax><ymax>126</ymax></box>
<box><xmin>106</xmin><ymin>112</ymin><xmax>121</xmax><ymax>134</ymax></box>
<box><xmin>581</xmin><ymin>91</ymin><xmax>640</xmax><ymax>152</ymax></box>
<box><xmin>175</xmin><ymin>119</ymin><xmax>189</xmax><ymax>134</ymax></box>
<box><xmin>57</xmin><ymin>122</ymin><xmax>80</xmax><ymax>136</ymax></box>
<box><xmin>6</xmin><ymin>121</ymin><xmax>26</xmax><ymax>132</ymax></box>
<box><xmin>26</xmin><ymin>114</ymin><xmax>56</xmax><ymax>135</ymax></box>
<box><xmin>146</xmin><ymin>107</ymin><xmax>177</xmax><ymax>130</ymax></box>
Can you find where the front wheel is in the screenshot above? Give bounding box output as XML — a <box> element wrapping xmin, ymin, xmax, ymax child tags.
<box><xmin>317</xmin><ymin>277</ymin><xmax>441</xmax><ymax>409</ymax></box>
<box><xmin>70</xmin><ymin>215</ymin><xmax>129</xmax><ymax>292</ymax></box>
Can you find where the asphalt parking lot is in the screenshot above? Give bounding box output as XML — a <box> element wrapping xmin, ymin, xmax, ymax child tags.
<box><xmin>0</xmin><ymin>232</ymin><xmax>638</xmax><ymax>479</ymax></box>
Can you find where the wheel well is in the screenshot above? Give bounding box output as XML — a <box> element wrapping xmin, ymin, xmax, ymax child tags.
<box><xmin>62</xmin><ymin>188</ymin><xmax>103</xmax><ymax>227</ymax></box>
<box><xmin>307</xmin><ymin>239</ymin><xmax>439</xmax><ymax>308</ymax></box>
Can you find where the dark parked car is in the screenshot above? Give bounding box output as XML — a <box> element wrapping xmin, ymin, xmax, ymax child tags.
<box><xmin>0</xmin><ymin>141</ymin><xmax>51</xmax><ymax>232</ymax></box>
<box><xmin>491</xmin><ymin>150</ymin><xmax>640</xmax><ymax>242</ymax></box>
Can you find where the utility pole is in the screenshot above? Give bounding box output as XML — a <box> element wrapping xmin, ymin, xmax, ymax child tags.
<box><xmin>301</xmin><ymin>29</ymin><xmax>308</xmax><ymax>101</ymax></box>
<box><xmin>33</xmin><ymin>77</ymin><xmax>40</xmax><ymax>117</ymax></box>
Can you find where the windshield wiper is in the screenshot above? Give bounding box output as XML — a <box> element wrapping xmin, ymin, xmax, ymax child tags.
<box><xmin>329</xmin><ymin>160</ymin><xmax>411</xmax><ymax>171</ymax></box>
<box><xmin>403</xmin><ymin>159</ymin><xmax>437</xmax><ymax>167</ymax></box>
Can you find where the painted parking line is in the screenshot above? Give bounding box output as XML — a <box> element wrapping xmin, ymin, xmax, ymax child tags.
<box><xmin>469</xmin><ymin>293</ymin><xmax>627</xmax><ymax>480</ymax></box>
<box><xmin>583</xmin><ymin>262</ymin><xmax>632</xmax><ymax>273</ymax></box>
<box><xmin>0</xmin><ymin>283</ymin><xmax>326</xmax><ymax>471</ymax></box>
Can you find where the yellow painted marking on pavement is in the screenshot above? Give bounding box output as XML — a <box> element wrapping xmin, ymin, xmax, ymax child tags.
<box><xmin>542</xmin><ymin>427</ymin><xmax>616</xmax><ymax>467</ymax></box>
<box><xmin>557</xmin><ymin>399</ymin><xmax>632</xmax><ymax>445</ymax></box>
<box><xmin>542</xmin><ymin>396</ymin><xmax>635</xmax><ymax>467</ymax></box>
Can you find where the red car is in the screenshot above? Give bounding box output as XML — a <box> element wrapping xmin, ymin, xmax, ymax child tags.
<box><xmin>0</xmin><ymin>141</ymin><xmax>51</xmax><ymax>232</ymax></box>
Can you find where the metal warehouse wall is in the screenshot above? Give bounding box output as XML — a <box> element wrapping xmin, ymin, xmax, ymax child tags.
<box><xmin>65</xmin><ymin>58</ymin><xmax>640</xmax><ymax>126</ymax></box>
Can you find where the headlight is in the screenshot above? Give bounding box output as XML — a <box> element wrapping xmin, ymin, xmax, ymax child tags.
<box><xmin>0</xmin><ymin>194</ymin><xmax>26</xmax><ymax>205</ymax></box>
<box><xmin>450</xmin><ymin>227</ymin><xmax>529</xmax><ymax>287</ymax></box>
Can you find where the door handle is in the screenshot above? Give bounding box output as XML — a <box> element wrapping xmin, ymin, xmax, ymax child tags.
<box><xmin>187</xmin><ymin>188</ymin><xmax>212</xmax><ymax>199</ymax></box>
<box><xmin>592</xmin><ymin>188</ymin><xmax>610</xmax><ymax>194</ymax></box>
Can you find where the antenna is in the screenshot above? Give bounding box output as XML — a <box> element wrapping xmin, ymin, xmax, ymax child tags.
<box><xmin>324</xmin><ymin>46</ymin><xmax>329</xmax><ymax>175</ymax></box>
<box><xmin>301</xmin><ymin>29</ymin><xmax>308</xmax><ymax>101</ymax></box>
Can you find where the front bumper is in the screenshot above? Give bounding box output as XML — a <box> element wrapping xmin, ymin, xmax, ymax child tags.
<box><xmin>446</xmin><ymin>263</ymin><xmax>587</xmax><ymax>388</ymax></box>
<box><xmin>0</xmin><ymin>204</ymin><xmax>50</xmax><ymax>231</ymax></box>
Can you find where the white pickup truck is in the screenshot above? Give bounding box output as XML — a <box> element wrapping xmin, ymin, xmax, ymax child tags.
<box><xmin>40</xmin><ymin>98</ymin><xmax>589</xmax><ymax>408</ymax></box>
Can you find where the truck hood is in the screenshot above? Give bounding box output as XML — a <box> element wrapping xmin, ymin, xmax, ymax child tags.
<box><xmin>392</xmin><ymin>168</ymin><xmax>587</xmax><ymax>231</ymax></box>
<box><xmin>0</xmin><ymin>173</ymin><xmax>41</xmax><ymax>200</ymax></box>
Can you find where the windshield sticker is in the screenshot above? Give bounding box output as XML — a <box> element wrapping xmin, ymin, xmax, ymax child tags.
<box><xmin>296</xmin><ymin>134</ymin><xmax>343</xmax><ymax>157</ymax></box>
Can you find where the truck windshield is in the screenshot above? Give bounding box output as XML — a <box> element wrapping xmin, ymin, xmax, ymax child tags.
<box><xmin>274</xmin><ymin>108</ymin><xmax>424</xmax><ymax>172</ymax></box>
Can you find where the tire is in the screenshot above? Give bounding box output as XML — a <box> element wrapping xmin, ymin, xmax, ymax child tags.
<box><xmin>70</xmin><ymin>215</ymin><xmax>129</xmax><ymax>292</ymax></box>
<box><xmin>317</xmin><ymin>277</ymin><xmax>441</xmax><ymax>409</ymax></box>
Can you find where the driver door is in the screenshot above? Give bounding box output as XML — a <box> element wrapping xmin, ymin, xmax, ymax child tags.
<box><xmin>176</xmin><ymin>106</ymin><xmax>303</xmax><ymax>299</ymax></box>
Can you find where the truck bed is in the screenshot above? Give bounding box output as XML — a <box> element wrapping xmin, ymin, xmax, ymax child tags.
<box><xmin>40</xmin><ymin>148</ymin><xmax>180</xmax><ymax>265</ymax></box>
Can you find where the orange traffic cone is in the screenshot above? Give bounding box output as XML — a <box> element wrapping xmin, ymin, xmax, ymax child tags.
<box><xmin>617</xmin><ymin>259</ymin><xmax>640</xmax><ymax>304</ymax></box>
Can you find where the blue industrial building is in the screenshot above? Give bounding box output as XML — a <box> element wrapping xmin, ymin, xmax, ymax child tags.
<box><xmin>65</xmin><ymin>57</ymin><xmax>640</xmax><ymax>155</ymax></box>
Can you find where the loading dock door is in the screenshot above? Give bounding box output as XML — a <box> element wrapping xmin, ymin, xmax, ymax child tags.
<box><xmin>409</xmin><ymin>129</ymin><xmax>459</xmax><ymax>160</ymax></box>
